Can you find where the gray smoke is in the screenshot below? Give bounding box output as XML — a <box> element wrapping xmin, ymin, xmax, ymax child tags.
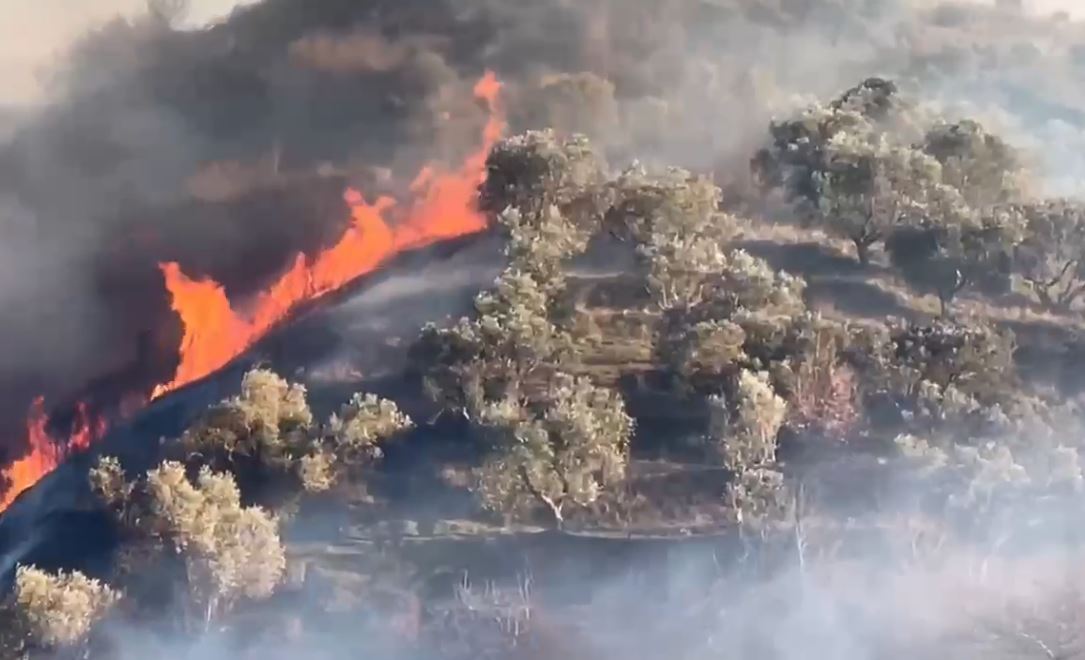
<box><xmin>0</xmin><ymin>0</ymin><xmax>1081</xmax><ymax>478</ymax></box>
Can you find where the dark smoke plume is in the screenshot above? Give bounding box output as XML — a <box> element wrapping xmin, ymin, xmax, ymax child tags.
<box><xmin>1</xmin><ymin>0</ymin><xmax>1083</xmax><ymax>471</ymax></box>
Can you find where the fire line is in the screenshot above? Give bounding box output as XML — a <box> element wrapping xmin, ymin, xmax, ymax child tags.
<box><xmin>0</xmin><ymin>72</ymin><xmax>504</xmax><ymax>513</ymax></box>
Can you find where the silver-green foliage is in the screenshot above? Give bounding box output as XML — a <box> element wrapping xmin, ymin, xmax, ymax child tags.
<box><xmin>1011</xmin><ymin>199</ymin><xmax>1085</xmax><ymax>310</ymax></box>
<box><xmin>303</xmin><ymin>393</ymin><xmax>414</xmax><ymax>493</ymax></box>
<box><xmin>13</xmin><ymin>566</ymin><xmax>120</xmax><ymax>649</ymax></box>
<box><xmin>98</xmin><ymin>459</ymin><xmax>286</xmax><ymax>621</ymax></box>
<box><xmin>483</xmin><ymin>130</ymin><xmax>609</xmax><ymax>292</ymax></box>
<box><xmin>176</xmin><ymin>368</ymin><xmax>411</xmax><ymax>494</ymax></box>
<box><xmin>708</xmin><ymin>370</ymin><xmax>790</xmax><ymax>526</ymax></box>
<box><xmin>474</xmin><ymin>374</ymin><xmax>633</xmax><ymax>526</ymax></box>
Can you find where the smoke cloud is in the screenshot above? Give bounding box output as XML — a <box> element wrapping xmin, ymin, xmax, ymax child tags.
<box><xmin>0</xmin><ymin>0</ymin><xmax>1084</xmax><ymax>473</ymax></box>
<box><xmin>5</xmin><ymin>2</ymin><xmax>1085</xmax><ymax>658</ymax></box>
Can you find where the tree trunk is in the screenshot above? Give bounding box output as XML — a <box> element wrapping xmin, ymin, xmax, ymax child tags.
<box><xmin>518</xmin><ymin>466</ymin><xmax>565</xmax><ymax>530</ymax></box>
<box><xmin>541</xmin><ymin>496</ymin><xmax>565</xmax><ymax>531</ymax></box>
<box><xmin>854</xmin><ymin>239</ymin><xmax>872</xmax><ymax>266</ymax></box>
<box><xmin>1035</xmin><ymin>284</ymin><xmax>1055</xmax><ymax>310</ymax></box>
<box><xmin>939</xmin><ymin>285</ymin><xmax>962</xmax><ymax>317</ymax></box>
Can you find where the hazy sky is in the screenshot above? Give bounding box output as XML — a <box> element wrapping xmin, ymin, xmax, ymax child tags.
<box><xmin>1031</xmin><ymin>0</ymin><xmax>1085</xmax><ymax>15</ymax></box>
<box><xmin>0</xmin><ymin>0</ymin><xmax>1081</xmax><ymax>106</ymax></box>
<box><xmin>0</xmin><ymin>0</ymin><xmax>254</xmax><ymax>104</ymax></box>
<box><xmin>952</xmin><ymin>0</ymin><xmax>1083</xmax><ymax>16</ymax></box>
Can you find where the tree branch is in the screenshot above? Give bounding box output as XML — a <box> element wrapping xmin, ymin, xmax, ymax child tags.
<box><xmin>518</xmin><ymin>465</ymin><xmax>564</xmax><ymax>528</ymax></box>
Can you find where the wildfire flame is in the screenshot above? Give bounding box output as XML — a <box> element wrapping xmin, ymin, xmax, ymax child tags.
<box><xmin>0</xmin><ymin>399</ymin><xmax>105</xmax><ymax>510</ymax></box>
<box><xmin>0</xmin><ymin>72</ymin><xmax>504</xmax><ymax>513</ymax></box>
<box><xmin>151</xmin><ymin>72</ymin><xmax>503</xmax><ymax>399</ymax></box>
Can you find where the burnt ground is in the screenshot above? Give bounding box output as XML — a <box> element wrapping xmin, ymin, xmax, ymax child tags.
<box><xmin>6</xmin><ymin>217</ymin><xmax>1085</xmax><ymax>584</ymax></box>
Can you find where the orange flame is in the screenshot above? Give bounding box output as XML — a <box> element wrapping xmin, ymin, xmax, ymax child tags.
<box><xmin>0</xmin><ymin>72</ymin><xmax>503</xmax><ymax>513</ymax></box>
<box><xmin>151</xmin><ymin>71</ymin><xmax>503</xmax><ymax>399</ymax></box>
<box><xmin>0</xmin><ymin>398</ymin><xmax>104</xmax><ymax>510</ymax></box>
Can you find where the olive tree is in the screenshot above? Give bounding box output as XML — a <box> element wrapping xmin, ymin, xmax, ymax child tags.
<box><xmin>607</xmin><ymin>165</ymin><xmax>732</xmax><ymax>246</ymax></box>
<box><xmin>815</xmin><ymin>128</ymin><xmax>965</xmax><ymax>265</ymax></box>
<box><xmin>714</xmin><ymin>250</ymin><xmax>807</xmax><ymax>318</ymax></box>
<box><xmin>752</xmin><ymin>77</ymin><xmax>908</xmax><ymax>208</ymax></box>
<box><xmin>886</xmin><ymin>204</ymin><xmax>1023</xmax><ymax>315</ymax></box>
<box><xmin>753</xmin><ymin>78</ymin><xmax>1026</xmax><ymax>270</ymax></box>
<box><xmin>481</xmin><ymin>131</ymin><xmax>609</xmax><ymax>291</ymax></box>
<box><xmin>414</xmin><ymin>138</ymin><xmax>602</xmax><ymax>453</ymax></box>
<box><xmin>91</xmin><ymin>458</ymin><xmax>285</xmax><ymax>628</ymax></box>
<box><xmin>752</xmin><ymin>77</ymin><xmax>932</xmax><ymax>265</ymax></box>
<box><xmin>922</xmin><ymin>119</ymin><xmax>1027</xmax><ymax>209</ymax></box>
<box><xmin>179</xmin><ymin>368</ymin><xmax>314</xmax><ymax>479</ymax></box>
<box><xmin>708</xmin><ymin>370</ymin><xmax>790</xmax><ymax>526</ymax></box>
<box><xmin>887</xmin><ymin>320</ymin><xmax>1013</xmax><ymax>400</ymax></box>
<box><xmin>656</xmin><ymin>260</ymin><xmax>807</xmax><ymax>397</ymax></box>
<box><xmin>660</xmin><ymin>318</ymin><xmax>748</xmax><ymax>391</ymax></box>
<box><xmin>604</xmin><ymin>162</ymin><xmax>806</xmax><ymax>486</ymax></box>
<box><xmin>605</xmin><ymin>165</ymin><xmax>804</xmax><ymax>315</ymax></box>
<box><xmin>481</xmin><ymin>130</ymin><xmax>606</xmax><ymax>221</ymax></box>
<box><xmin>610</xmin><ymin>166</ymin><xmax>735</xmax><ymax>308</ymax></box>
<box><xmin>1011</xmin><ymin>199</ymin><xmax>1085</xmax><ymax>310</ymax></box>
<box><xmin>830</xmin><ymin>77</ymin><xmax>904</xmax><ymax>122</ymax></box>
<box><xmin>415</xmin><ymin>131</ymin><xmax>613</xmax><ymax>414</ymax></box>
<box><xmin>473</xmin><ymin>374</ymin><xmax>633</xmax><ymax>528</ymax></box>
<box><xmin>412</xmin><ymin>268</ymin><xmax>575</xmax><ymax>416</ymax></box>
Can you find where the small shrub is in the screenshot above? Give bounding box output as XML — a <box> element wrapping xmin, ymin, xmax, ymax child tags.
<box><xmin>173</xmin><ymin>368</ymin><xmax>409</xmax><ymax>496</ymax></box>
<box><xmin>180</xmin><ymin>368</ymin><xmax>314</xmax><ymax>476</ymax></box>
<box><xmin>13</xmin><ymin>566</ymin><xmax>120</xmax><ymax>649</ymax></box>
<box><xmin>854</xmin><ymin>319</ymin><xmax>1016</xmax><ymax>419</ymax></box>
<box><xmin>790</xmin><ymin>328</ymin><xmax>860</xmax><ymax>437</ymax></box>
<box><xmin>303</xmin><ymin>393</ymin><xmax>414</xmax><ymax>492</ymax></box>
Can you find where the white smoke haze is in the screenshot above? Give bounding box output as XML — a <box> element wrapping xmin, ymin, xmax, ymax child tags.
<box><xmin>0</xmin><ymin>0</ymin><xmax>257</xmax><ymax>106</ymax></box>
<box><xmin>72</xmin><ymin>502</ymin><xmax>1085</xmax><ymax>659</ymax></box>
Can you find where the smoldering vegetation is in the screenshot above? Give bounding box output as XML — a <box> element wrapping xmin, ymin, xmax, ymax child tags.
<box><xmin>8</xmin><ymin>0</ymin><xmax>1085</xmax><ymax>657</ymax></box>
<box><xmin>11</xmin><ymin>62</ymin><xmax>1085</xmax><ymax>659</ymax></box>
